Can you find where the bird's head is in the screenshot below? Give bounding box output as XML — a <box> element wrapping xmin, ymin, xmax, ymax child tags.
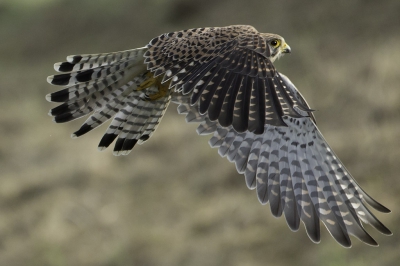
<box><xmin>264</xmin><ymin>34</ymin><xmax>291</xmax><ymax>62</ymax></box>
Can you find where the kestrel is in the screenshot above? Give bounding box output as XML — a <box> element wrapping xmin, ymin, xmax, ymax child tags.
<box><xmin>46</xmin><ymin>25</ymin><xmax>391</xmax><ymax>247</ymax></box>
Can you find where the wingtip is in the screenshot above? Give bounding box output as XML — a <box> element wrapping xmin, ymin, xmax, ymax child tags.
<box><xmin>379</xmin><ymin>225</ymin><xmax>393</xmax><ymax>236</ymax></box>
<box><xmin>295</xmin><ymin>104</ymin><xmax>315</xmax><ymax>113</ymax></box>
<box><xmin>342</xmin><ymin>243</ymin><xmax>352</xmax><ymax>249</ymax></box>
<box><xmin>358</xmin><ymin>233</ymin><xmax>379</xmax><ymax>247</ymax></box>
<box><xmin>363</xmin><ymin>194</ymin><xmax>392</xmax><ymax>213</ymax></box>
<box><xmin>307</xmin><ymin>235</ymin><xmax>321</xmax><ymax>244</ymax></box>
<box><xmin>367</xmin><ymin>241</ymin><xmax>379</xmax><ymax>247</ymax></box>
<box><xmin>379</xmin><ymin>205</ymin><xmax>391</xmax><ymax>214</ymax></box>
<box><xmin>304</xmin><ymin>226</ymin><xmax>321</xmax><ymax>244</ymax></box>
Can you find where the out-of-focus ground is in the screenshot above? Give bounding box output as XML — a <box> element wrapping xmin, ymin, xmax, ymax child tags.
<box><xmin>0</xmin><ymin>0</ymin><xmax>399</xmax><ymax>265</ymax></box>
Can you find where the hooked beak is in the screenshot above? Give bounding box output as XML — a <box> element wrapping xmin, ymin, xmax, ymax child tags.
<box><xmin>282</xmin><ymin>43</ymin><xmax>291</xmax><ymax>54</ymax></box>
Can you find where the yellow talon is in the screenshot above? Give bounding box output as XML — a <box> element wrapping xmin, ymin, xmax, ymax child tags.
<box><xmin>138</xmin><ymin>71</ymin><xmax>171</xmax><ymax>101</ymax></box>
<box><xmin>146</xmin><ymin>80</ymin><xmax>170</xmax><ymax>101</ymax></box>
<box><xmin>137</xmin><ymin>72</ymin><xmax>157</xmax><ymax>91</ymax></box>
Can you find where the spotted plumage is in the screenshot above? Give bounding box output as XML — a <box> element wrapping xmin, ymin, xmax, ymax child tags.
<box><xmin>46</xmin><ymin>25</ymin><xmax>391</xmax><ymax>247</ymax></box>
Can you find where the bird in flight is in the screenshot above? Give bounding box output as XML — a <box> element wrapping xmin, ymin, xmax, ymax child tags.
<box><xmin>46</xmin><ymin>25</ymin><xmax>391</xmax><ymax>247</ymax></box>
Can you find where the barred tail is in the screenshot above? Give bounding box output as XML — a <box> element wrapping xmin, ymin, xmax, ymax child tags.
<box><xmin>47</xmin><ymin>47</ymin><xmax>171</xmax><ymax>153</ymax></box>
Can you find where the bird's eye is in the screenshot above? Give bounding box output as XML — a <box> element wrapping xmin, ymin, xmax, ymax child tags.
<box><xmin>270</xmin><ymin>39</ymin><xmax>280</xmax><ymax>48</ymax></box>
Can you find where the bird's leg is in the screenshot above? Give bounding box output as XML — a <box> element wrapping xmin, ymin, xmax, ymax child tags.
<box><xmin>146</xmin><ymin>78</ymin><xmax>171</xmax><ymax>101</ymax></box>
<box><xmin>137</xmin><ymin>71</ymin><xmax>171</xmax><ymax>101</ymax></box>
<box><xmin>137</xmin><ymin>72</ymin><xmax>157</xmax><ymax>91</ymax></box>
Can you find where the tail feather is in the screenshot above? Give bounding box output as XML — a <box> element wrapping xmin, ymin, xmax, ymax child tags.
<box><xmin>50</xmin><ymin>101</ymin><xmax>91</xmax><ymax>123</ymax></box>
<box><xmin>72</xmin><ymin>90</ymin><xmax>131</xmax><ymax>138</ymax></box>
<box><xmin>48</xmin><ymin>47</ymin><xmax>172</xmax><ymax>155</ymax></box>
<box><xmin>47</xmin><ymin>64</ymin><xmax>146</xmax><ymax>104</ymax></box>
<box><xmin>97</xmin><ymin>93</ymin><xmax>139</xmax><ymax>151</ymax></box>
<box><xmin>48</xmin><ymin>75</ymin><xmax>137</xmax><ymax>123</ymax></box>
<box><xmin>138</xmin><ymin>94</ymin><xmax>172</xmax><ymax>145</ymax></box>
<box><xmin>114</xmin><ymin>104</ymin><xmax>146</xmax><ymax>156</ymax></box>
<box><xmin>48</xmin><ymin>59</ymin><xmax>140</xmax><ymax>86</ymax></box>
<box><xmin>46</xmin><ymin>80</ymin><xmax>97</xmax><ymax>103</ymax></box>
<box><xmin>112</xmin><ymin>89</ymin><xmax>172</xmax><ymax>155</ymax></box>
<box><xmin>61</xmin><ymin>48</ymin><xmax>147</xmax><ymax>70</ymax></box>
<box><xmin>48</xmin><ymin>64</ymin><xmax>147</xmax><ymax>124</ymax></box>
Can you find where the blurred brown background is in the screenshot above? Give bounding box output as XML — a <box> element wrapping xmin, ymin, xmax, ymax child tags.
<box><xmin>0</xmin><ymin>0</ymin><xmax>399</xmax><ymax>265</ymax></box>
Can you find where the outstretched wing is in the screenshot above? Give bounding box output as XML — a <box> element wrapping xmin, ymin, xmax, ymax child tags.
<box><xmin>145</xmin><ymin>25</ymin><xmax>313</xmax><ymax>134</ymax></box>
<box><xmin>171</xmin><ymin>72</ymin><xmax>391</xmax><ymax>247</ymax></box>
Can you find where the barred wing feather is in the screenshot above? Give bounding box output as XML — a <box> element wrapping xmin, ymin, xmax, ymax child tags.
<box><xmin>171</xmin><ymin>73</ymin><xmax>391</xmax><ymax>247</ymax></box>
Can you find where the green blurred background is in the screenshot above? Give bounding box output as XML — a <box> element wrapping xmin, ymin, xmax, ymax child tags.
<box><xmin>0</xmin><ymin>0</ymin><xmax>399</xmax><ymax>265</ymax></box>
